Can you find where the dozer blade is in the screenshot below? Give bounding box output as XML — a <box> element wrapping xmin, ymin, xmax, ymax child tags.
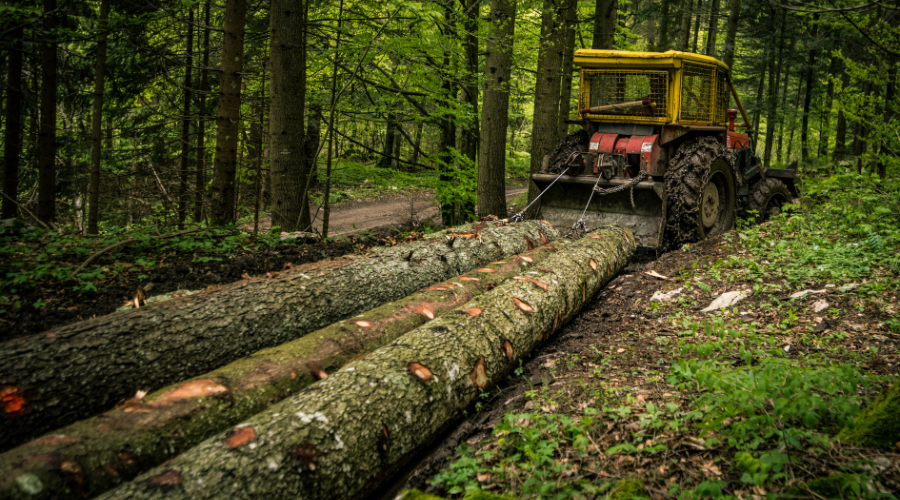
<box><xmin>532</xmin><ymin>174</ymin><xmax>664</xmax><ymax>248</ymax></box>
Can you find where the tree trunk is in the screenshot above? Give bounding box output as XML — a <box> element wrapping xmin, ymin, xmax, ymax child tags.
<box><xmin>178</xmin><ymin>8</ymin><xmax>194</xmax><ymax>226</ymax></box>
<box><xmin>800</xmin><ymin>13</ymin><xmax>819</xmax><ymax>162</ymax></box>
<box><xmin>92</xmin><ymin>227</ymin><xmax>636</xmax><ymax>500</ymax></box>
<box><xmin>676</xmin><ymin>0</ymin><xmax>691</xmax><ymax>51</ymax></box>
<box><xmin>2</xmin><ymin>9</ymin><xmax>24</xmax><ymax>220</ymax></box>
<box><xmin>776</xmin><ymin>60</ymin><xmax>792</xmax><ymax>163</ymax></box>
<box><xmin>526</xmin><ymin>0</ymin><xmax>566</xmax><ymax>218</ymax></box>
<box><xmin>195</xmin><ymin>0</ymin><xmax>211</xmax><ymax>223</ymax></box>
<box><xmin>458</xmin><ymin>0</ymin><xmax>479</xmax><ymax>221</ymax></box>
<box><xmin>0</xmin><ymin>221</ymin><xmax>559</xmax><ymax>451</ymax></box>
<box><xmin>655</xmin><ymin>0</ymin><xmax>671</xmax><ymax>51</ymax></box>
<box><xmin>817</xmin><ymin>55</ymin><xmax>839</xmax><ymax>158</ymax></box>
<box><xmin>762</xmin><ymin>9</ymin><xmax>784</xmax><ymax>169</ymax></box>
<box><xmin>37</xmin><ymin>0</ymin><xmax>58</xmax><ymax>224</ymax></box>
<box><xmin>410</xmin><ymin>121</ymin><xmax>425</xmax><ymax>166</ymax></box>
<box><xmin>209</xmin><ymin>0</ymin><xmax>248</xmax><ymax>225</ymax></box>
<box><xmin>704</xmin><ymin>0</ymin><xmax>720</xmax><ymax>56</ymax></box>
<box><xmin>690</xmin><ymin>0</ymin><xmax>702</xmax><ymax>53</ymax></box>
<box><xmin>721</xmin><ymin>0</ymin><xmax>741</xmax><ymax>71</ymax></box>
<box><xmin>832</xmin><ymin>71</ymin><xmax>850</xmax><ymax>162</ymax></box>
<box><xmin>380</xmin><ymin>116</ymin><xmax>397</xmax><ymax>169</ymax></box>
<box><xmin>322</xmin><ymin>0</ymin><xmax>345</xmax><ymax>238</ymax></box>
<box><xmin>751</xmin><ymin>48</ymin><xmax>768</xmax><ymax>146</ymax></box>
<box><xmin>438</xmin><ymin>0</ymin><xmax>460</xmax><ymax>226</ymax></box>
<box><xmin>557</xmin><ymin>0</ymin><xmax>577</xmax><ymax>140</ymax></box>
<box><xmin>476</xmin><ymin>0</ymin><xmax>516</xmax><ymax>218</ymax></box>
<box><xmin>87</xmin><ymin>0</ymin><xmax>110</xmax><ymax>234</ymax></box>
<box><xmin>0</xmin><ymin>236</ymin><xmax>572</xmax><ymax>500</ymax></box>
<box><xmin>876</xmin><ymin>69</ymin><xmax>895</xmax><ymax>178</ymax></box>
<box><xmin>786</xmin><ymin>77</ymin><xmax>805</xmax><ymax>162</ymax></box>
<box><xmin>591</xmin><ymin>0</ymin><xmax>616</xmax><ymax>49</ymax></box>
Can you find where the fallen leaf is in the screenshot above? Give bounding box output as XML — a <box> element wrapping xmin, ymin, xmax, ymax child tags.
<box><xmin>134</xmin><ymin>390</ymin><xmax>147</xmax><ymax>400</ymax></box>
<box><xmin>408</xmin><ymin>362</ymin><xmax>433</xmax><ymax>382</ymax></box>
<box><xmin>1</xmin><ymin>386</ymin><xmax>25</xmax><ymax>415</ymax></box>
<box><xmin>644</xmin><ymin>270</ymin><xmax>670</xmax><ymax>280</ymax></box>
<box><xmin>477</xmin><ymin>473</ymin><xmax>491</xmax><ymax>482</ymax></box>
<box><xmin>813</xmin><ymin>299</ymin><xmax>829</xmax><ymax>312</ymax></box>
<box><xmin>700</xmin><ymin>291</ymin><xmax>748</xmax><ymax>312</ymax></box>
<box><xmin>617</xmin><ymin>348</ymin><xmax>625</xmax><ymax>353</ymax></box>
<box><xmin>789</xmin><ymin>289</ymin><xmax>827</xmax><ymax>299</ymax></box>
<box><xmin>513</xmin><ymin>297</ymin><xmax>534</xmax><ymax>313</ymax></box>
<box><xmin>223</xmin><ymin>426</ymin><xmax>256</xmax><ymax>449</ymax></box>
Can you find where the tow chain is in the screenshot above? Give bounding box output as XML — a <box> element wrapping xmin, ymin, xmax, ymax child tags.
<box><xmin>564</xmin><ymin>174</ymin><xmax>604</xmax><ymax>239</ymax></box>
<box><xmin>593</xmin><ymin>170</ymin><xmax>650</xmax><ymax>209</ymax></box>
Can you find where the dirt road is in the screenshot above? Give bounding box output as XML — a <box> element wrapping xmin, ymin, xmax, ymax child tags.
<box><xmin>255</xmin><ymin>184</ymin><xmax>528</xmax><ymax>236</ymax></box>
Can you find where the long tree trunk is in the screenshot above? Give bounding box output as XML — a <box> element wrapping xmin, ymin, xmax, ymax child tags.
<box><xmin>690</xmin><ymin>0</ymin><xmax>703</xmax><ymax>53</ymax></box>
<box><xmin>526</xmin><ymin>0</ymin><xmax>566</xmax><ymax>218</ymax></box>
<box><xmin>0</xmin><ymin>221</ymin><xmax>558</xmax><ymax>451</ymax></box>
<box><xmin>195</xmin><ymin>0</ymin><xmax>211</xmax><ymax>223</ymax></box>
<box><xmin>37</xmin><ymin>0</ymin><xmax>58</xmax><ymax>224</ymax></box>
<box><xmin>0</xmin><ymin>236</ymin><xmax>572</xmax><ymax>500</ymax></box>
<box><xmin>704</xmin><ymin>0</ymin><xmax>720</xmax><ymax>56</ymax></box>
<box><xmin>800</xmin><ymin>13</ymin><xmax>819</xmax><ymax>162</ymax></box>
<box><xmin>476</xmin><ymin>0</ymin><xmax>516</xmax><ymax>218</ymax></box>
<box><xmin>832</xmin><ymin>71</ymin><xmax>850</xmax><ymax>162</ymax></box>
<box><xmin>438</xmin><ymin>0</ymin><xmax>461</xmax><ymax>226</ymax></box>
<box><xmin>591</xmin><ymin>0</ymin><xmax>616</xmax><ymax>49</ymax></box>
<box><xmin>876</xmin><ymin>69</ymin><xmax>896</xmax><ymax>178</ymax></box>
<box><xmin>817</xmin><ymin>55</ymin><xmax>839</xmax><ymax>158</ymax></box>
<box><xmin>178</xmin><ymin>8</ymin><xmax>194</xmax><ymax>226</ymax></box>
<box><xmin>721</xmin><ymin>0</ymin><xmax>741</xmax><ymax>70</ymax></box>
<box><xmin>751</xmin><ymin>47</ymin><xmax>768</xmax><ymax>146</ymax></box>
<box><xmin>786</xmin><ymin>77</ymin><xmax>805</xmax><ymax>161</ymax></box>
<box><xmin>91</xmin><ymin>227</ymin><xmax>636</xmax><ymax>500</ymax></box>
<box><xmin>87</xmin><ymin>0</ymin><xmax>111</xmax><ymax>234</ymax></box>
<box><xmin>557</xmin><ymin>0</ymin><xmax>577</xmax><ymax>139</ymax></box>
<box><xmin>762</xmin><ymin>9</ymin><xmax>784</xmax><ymax>169</ymax></box>
<box><xmin>2</xmin><ymin>11</ymin><xmax>24</xmax><ymax>220</ymax></box>
<box><xmin>776</xmin><ymin>58</ymin><xmax>792</xmax><ymax>163</ymax></box>
<box><xmin>676</xmin><ymin>0</ymin><xmax>691</xmax><ymax>51</ymax></box>
<box><xmin>322</xmin><ymin>0</ymin><xmax>345</xmax><ymax>237</ymax></box>
<box><xmin>655</xmin><ymin>0</ymin><xmax>671</xmax><ymax>51</ymax></box>
<box><xmin>209</xmin><ymin>0</ymin><xmax>248</xmax><ymax>225</ymax></box>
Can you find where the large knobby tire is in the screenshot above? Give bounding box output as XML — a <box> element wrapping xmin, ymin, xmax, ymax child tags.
<box><xmin>664</xmin><ymin>136</ymin><xmax>737</xmax><ymax>247</ymax></box>
<box><xmin>745</xmin><ymin>178</ymin><xmax>791</xmax><ymax>221</ymax></box>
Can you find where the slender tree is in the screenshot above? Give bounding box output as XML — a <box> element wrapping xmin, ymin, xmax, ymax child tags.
<box><xmin>705</xmin><ymin>0</ymin><xmax>720</xmax><ymax>56</ymax></box>
<box><xmin>477</xmin><ymin>0</ymin><xmax>517</xmax><ymax>218</ymax></box>
<box><xmin>691</xmin><ymin>0</ymin><xmax>703</xmax><ymax>53</ymax></box>
<box><xmin>210</xmin><ymin>0</ymin><xmax>249</xmax><ymax>225</ymax></box>
<box><xmin>526</xmin><ymin>0</ymin><xmax>566</xmax><ymax>218</ymax></box>
<box><xmin>817</xmin><ymin>55</ymin><xmax>840</xmax><ymax>158</ymax></box>
<box><xmin>833</xmin><ymin>71</ymin><xmax>850</xmax><ymax>162</ymax></box>
<box><xmin>676</xmin><ymin>0</ymin><xmax>692</xmax><ymax>51</ymax></box>
<box><xmin>800</xmin><ymin>13</ymin><xmax>820</xmax><ymax>162</ymax></box>
<box><xmin>763</xmin><ymin>9</ymin><xmax>784</xmax><ymax>168</ymax></box>
<box><xmin>3</xmin><ymin>6</ymin><xmax>24</xmax><ymax>220</ymax></box>
<box><xmin>178</xmin><ymin>7</ymin><xmax>194</xmax><ymax>225</ymax></box>
<box><xmin>557</xmin><ymin>0</ymin><xmax>577</xmax><ymax>139</ymax></box>
<box><xmin>721</xmin><ymin>0</ymin><xmax>741</xmax><ymax>70</ymax></box>
<box><xmin>195</xmin><ymin>0</ymin><xmax>211</xmax><ymax>222</ymax></box>
<box><xmin>322</xmin><ymin>0</ymin><xmax>345</xmax><ymax>237</ymax></box>
<box><xmin>38</xmin><ymin>0</ymin><xmax>58</xmax><ymax>223</ymax></box>
<box><xmin>87</xmin><ymin>0</ymin><xmax>111</xmax><ymax>234</ymax></box>
<box><xmin>592</xmin><ymin>0</ymin><xmax>617</xmax><ymax>49</ymax></box>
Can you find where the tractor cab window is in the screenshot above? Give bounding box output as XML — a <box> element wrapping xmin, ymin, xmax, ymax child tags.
<box><xmin>680</xmin><ymin>63</ymin><xmax>717</xmax><ymax>123</ymax></box>
<box><xmin>583</xmin><ymin>70</ymin><xmax>668</xmax><ymax>119</ymax></box>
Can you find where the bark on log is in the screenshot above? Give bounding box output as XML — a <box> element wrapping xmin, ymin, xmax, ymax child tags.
<box><xmin>96</xmin><ymin>226</ymin><xmax>635</xmax><ymax>500</ymax></box>
<box><xmin>0</xmin><ymin>238</ymin><xmax>573</xmax><ymax>500</ymax></box>
<box><xmin>0</xmin><ymin>220</ymin><xmax>559</xmax><ymax>452</ymax></box>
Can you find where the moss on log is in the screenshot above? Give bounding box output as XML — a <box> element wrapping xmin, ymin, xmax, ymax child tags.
<box><xmin>837</xmin><ymin>382</ymin><xmax>900</xmax><ymax>449</ymax></box>
<box><xmin>0</xmin><ymin>238</ymin><xmax>571</xmax><ymax>500</ymax></box>
<box><xmin>96</xmin><ymin>226</ymin><xmax>635</xmax><ymax>500</ymax></box>
<box><xmin>0</xmin><ymin>220</ymin><xmax>559</xmax><ymax>452</ymax></box>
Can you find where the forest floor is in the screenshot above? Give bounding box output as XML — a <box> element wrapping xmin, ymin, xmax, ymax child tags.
<box><xmin>390</xmin><ymin>174</ymin><xmax>900</xmax><ymax>499</ymax></box>
<box><xmin>0</xmin><ymin>183</ymin><xmax>527</xmax><ymax>339</ymax></box>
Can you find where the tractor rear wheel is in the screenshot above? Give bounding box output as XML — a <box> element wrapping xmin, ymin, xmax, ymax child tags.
<box><xmin>745</xmin><ymin>178</ymin><xmax>791</xmax><ymax>221</ymax></box>
<box><xmin>664</xmin><ymin>137</ymin><xmax>737</xmax><ymax>247</ymax></box>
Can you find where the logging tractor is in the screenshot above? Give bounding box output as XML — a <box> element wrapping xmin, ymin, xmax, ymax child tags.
<box><xmin>532</xmin><ymin>50</ymin><xmax>798</xmax><ymax>248</ymax></box>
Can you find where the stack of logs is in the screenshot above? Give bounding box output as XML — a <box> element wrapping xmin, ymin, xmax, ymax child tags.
<box><xmin>0</xmin><ymin>220</ymin><xmax>636</xmax><ymax>500</ymax></box>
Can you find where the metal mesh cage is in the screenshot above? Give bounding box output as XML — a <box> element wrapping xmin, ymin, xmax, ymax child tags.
<box><xmin>714</xmin><ymin>70</ymin><xmax>729</xmax><ymax>126</ymax></box>
<box><xmin>680</xmin><ymin>63</ymin><xmax>716</xmax><ymax>123</ymax></box>
<box><xmin>581</xmin><ymin>70</ymin><xmax>668</xmax><ymax>120</ymax></box>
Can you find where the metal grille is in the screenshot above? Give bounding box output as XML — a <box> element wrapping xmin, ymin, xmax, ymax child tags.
<box><xmin>714</xmin><ymin>71</ymin><xmax>729</xmax><ymax>126</ymax></box>
<box><xmin>680</xmin><ymin>63</ymin><xmax>715</xmax><ymax>123</ymax></box>
<box><xmin>581</xmin><ymin>70</ymin><xmax>668</xmax><ymax>120</ymax></box>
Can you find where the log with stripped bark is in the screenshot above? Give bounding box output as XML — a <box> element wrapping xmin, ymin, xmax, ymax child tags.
<box><xmin>0</xmin><ymin>220</ymin><xmax>559</xmax><ymax>451</ymax></box>
<box><xmin>0</xmin><ymin>237</ymin><xmax>574</xmax><ymax>500</ymax></box>
<box><xmin>96</xmin><ymin>226</ymin><xmax>635</xmax><ymax>500</ymax></box>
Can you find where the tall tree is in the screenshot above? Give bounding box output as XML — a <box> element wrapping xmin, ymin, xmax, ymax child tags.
<box><xmin>38</xmin><ymin>0</ymin><xmax>58</xmax><ymax>223</ymax></box>
<box><xmin>210</xmin><ymin>0</ymin><xmax>249</xmax><ymax>225</ymax></box>
<box><xmin>676</xmin><ymin>0</ymin><xmax>692</xmax><ymax>51</ymax></box>
<box><xmin>655</xmin><ymin>0</ymin><xmax>672</xmax><ymax>50</ymax></box>
<box><xmin>87</xmin><ymin>0</ymin><xmax>111</xmax><ymax>234</ymax></box>
<box><xmin>705</xmin><ymin>0</ymin><xmax>721</xmax><ymax>56</ymax></box>
<box><xmin>557</xmin><ymin>0</ymin><xmax>577</xmax><ymax>139</ymax></box>
<box><xmin>721</xmin><ymin>0</ymin><xmax>742</xmax><ymax>70</ymax></box>
<box><xmin>800</xmin><ymin>13</ymin><xmax>820</xmax><ymax>162</ymax></box>
<box><xmin>817</xmin><ymin>55</ymin><xmax>840</xmax><ymax>157</ymax></box>
<box><xmin>438</xmin><ymin>0</ymin><xmax>460</xmax><ymax>225</ymax></box>
<box><xmin>476</xmin><ymin>0</ymin><xmax>517</xmax><ymax>218</ymax></box>
<box><xmin>592</xmin><ymin>0</ymin><xmax>617</xmax><ymax>49</ymax></box>
<box><xmin>691</xmin><ymin>0</ymin><xmax>703</xmax><ymax>52</ymax></box>
<box><xmin>461</xmin><ymin>0</ymin><xmax>480</xmax><ymax>166</ymax></box>
<box><xmin>3</xmin><ymin>6</ymin><xmax>24</xmax><ymax>220</ymax></box>
<box><xmin>526</xmin><ymin>0</ymin><xmax>566</xmax><ymax>217</ymax></box>
<box><xmin>178</xmin><ymin>7</ymin><xmax>194</xmax><ymax>225</ymax></box>
<box><xmin>195</xmin><ymin>0</ymin><xmax>211</xmax><ymax>222</ymax></box>
<box><xmin>763</xmin><ymin>9</ymin><xmax>784</xmax><ymax>168</ymax></box>
<box><xmin>832</xmin><ymin>71</ymin><xmax>850</xmax><ymax>162</ymax></box>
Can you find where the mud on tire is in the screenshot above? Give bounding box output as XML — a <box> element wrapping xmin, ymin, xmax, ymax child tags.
<box><xmin>664</xmin><ymin>136</ymin><xmax>737</xmax><ymax>248</ymax></box>
<box><xmin>743</xmin><ymin>178</ymin><xmax>791</xmax><ymax>221</ymax></box>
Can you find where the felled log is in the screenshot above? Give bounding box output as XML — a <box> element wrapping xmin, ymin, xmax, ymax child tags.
<box><xmin>0</xmin><ymin>220</ymin><xmax>559</xmax><ymax>451</ymax></box>
<box><xmin>97</xmin><ymin>226</ymin><xmax>635</xmax><ymax>500</ymax></box>
<box><xmin>0</xmin><ymin>238</ymin><xmax>572</xmax><ymax>500</ymax></box>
